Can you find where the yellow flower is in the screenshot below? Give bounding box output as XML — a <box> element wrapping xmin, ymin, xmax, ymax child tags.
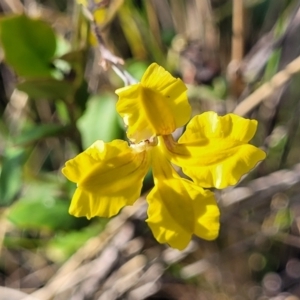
<box><xmin>62</xmin><ymin>140</ymin><xmax>150</xmax><ymax>219</ymax></box>
<box><xmin>62</xmin><ymin>63</ymin><xmax>266</xmax><ymax>250</ymax></box>
<box><xmin>115</xmin><ymin>63</ymin><xmax>191</xmax><ymax>143</ymax></box>
<box><xmin>147</xmin><ymin>145</ymin><xmax>220</xmax><ymax>249</ymax></box>
<box><xmin>161</xmin><ymin>112</ymin><xmax>267</xmax><ymax>189</ymax></box>
<box><xmin>63</xmin><ymin>138</ymin><xmax>220</xmax><ymax>250</ymax></box>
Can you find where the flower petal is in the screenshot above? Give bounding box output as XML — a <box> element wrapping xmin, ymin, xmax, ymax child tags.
<box><xmin>162</xmin><ymin>112</ymin><xmax>266</xmax><ymax>189</ymax></box>
<box><xmin>115</xmin><ymin>63</ymin><xmax>191</xmax><ymax>142</ymax></box>
<box><xmin>62</xmin><ymin>140</ymin><xmax>150</xmax><ymax>219</ymax></box>
<box><xmin>146</xmin><ymin>146</ymin><xmax>219</xmax><ymax>250</ymax></box>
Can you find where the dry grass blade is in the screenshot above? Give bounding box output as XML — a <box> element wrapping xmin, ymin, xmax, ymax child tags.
<box><xmin>26</xmin><ymin>198</ymin><xmax>147</xmax><ymax>300</ymax></box>
<box><xmin>0</xmin><ymin>0</ymin><xmax>24</xmax><ymax>13</ymax></box>
<box><xmin>234</xmin><ymin>55</ymin><xmax>300</xmax><ymax>116</ymax></box>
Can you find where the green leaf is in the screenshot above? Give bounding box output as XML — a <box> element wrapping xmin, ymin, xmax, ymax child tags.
<box><xmin>263</xmin><ymin>49</ymin><xmax>281</xmax><ymax>82</ymax></box>
<box><xmin>6</xmin><ymin>174</ymin><xmax>89</xmax><ymax>230</ymax></box>
<box><xmin>77</xmin><ymin>93</ymin><xmax>124</xmax><ymax>148</ymax></box>
<box><xmin>17</xmin><ymin>79</ymin><xmax>74</xmax><ymax>99</ymax></box>
<box><xmin>7</xmin><ymin>197</ymin><xmax>87</xmax><ymax>231</ymax></box>
<box><xmin>126</xmin><ymin>60</ymin><xmax>148</xmax><ymax>81</ymax></box>
<box><xmin>59</xmin><ymin>49</ymin><xmax>87</xmax><ymax>86</ymax></box>
<box><xmin>0</xmin><ymin>15</ymin><xmax>56</xmax><ymax>78</ymax></box>
<box><xmin>14</xmin><ymin>124</ymin><xmax>69</xmax><ymax>146</ymax></box>
<box><xmin>274</xmin><ymin>208</ymin><xmax>292</xmax><ymax>231</ymax></box>
<box><xmin>212</xmin><ymin>77</ymin><xmax>227</xmax><ymax>99</ymax></box>
<box><xmin>55</xmin><ymin>35</ymin><xmax>71</xmax><ymax>57</ymax></box>
<box><xmin>60</xmin><ymin>49</ymin><xmax>86</xmax><ymax>72</ymax></box>
<box><xmin>0</xmin><ymin>147</ymin><xmax>27</xmax><ymax>206</ymax></box>
<box><xmin>46</xmin><ymin>222</ymin><xmax>108</xmax><ymax>262</ymax></box>
<box><xmin>74</xmin><ymin>79</ymin><xmax>90</xmax><ymax>113</ymax></box>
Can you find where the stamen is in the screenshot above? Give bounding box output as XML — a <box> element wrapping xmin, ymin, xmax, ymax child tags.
<box><xmin>130</xmin><ymin>136</ymin><xmax>158</xmax><ymax>152</ymax></box>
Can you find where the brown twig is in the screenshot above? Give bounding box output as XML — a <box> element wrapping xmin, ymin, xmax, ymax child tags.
<box><xmin>227</xmin><ymin>0</ymin><xmax>245</xmax><ymax>100</ymax></box>
<box><xmin>231</xmin><ymin>0</ymin><xmax>244</xmax><ymax>63</ymax></box>
<box><xmin>233</xmin><ymin>55</ymin><xmax>300</xmax><ymax>116</ymax></box>
<box><xmin>221</xmin><ymin>163</ymin><xmax>300</xmax><ymax>208</ymax></box>
<box><xmin>81</xmin><ymin>4</ymin><xmax>137</xmax><ymax>86</ymax></box>
<box><xmin>27</xmin><ymin>199</ymin><xmax>147</xmax><ymax>300</ymax></box>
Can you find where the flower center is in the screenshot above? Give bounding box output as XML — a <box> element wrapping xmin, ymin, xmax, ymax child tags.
<box><xmin>130</xmin><ymin>136</ymin><xmax>158</xmax><ymax>152</ymax></box>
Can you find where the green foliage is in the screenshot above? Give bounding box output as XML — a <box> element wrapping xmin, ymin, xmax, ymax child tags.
<box><xmin>46</xmin><ymin>221</ymin><xmax>108</xmax><ymax>262</ymax></box>
<box><xmin>263</xmin><ymin>49</ymin><xmax>281</xmax><ymax>82</ymax></box>
<box><xmin>0</xmin><ymin>13</ymin><xmax>93</xmax><ymax>238</ymax></box>
<box><xmin>77</xmin><ymin>93</ymin><xmax>123</xmax><ymax>148</ymax></box>
<box><xmin>6</xmin><ymin>175</ymin><xmax>88</xmax><ymax>230</ymax></box>
<box><xmin>17</xmin><ymin>79</ymin><xmax>75</xmax><ymax>100</ymax></box>
<box><xmin>0</xmin><ymin>15</ymin><xmax>57</xmax><ymax>78</ymax></box>
<box><xmin>0</xmin><ymin>147</ymin><xmax>27</xmax><ymax>206</ymax></box>
<box><xmin>74</xmin><ymin>79</ymin><xmax>90</xmax><ymax>113</ymax></box>
<box><xmin>8</xmin><ymin>197</ymin><xmax>79</xmax><ymax>231</ymax></box>
<box><xmin>126</xmin><ymin>60</ymin><xmax>148</xmax><ymax>81</ymax></box>
<box><xmin>14</xmin><ymin>124</ymin><xmax>69</xmax><ymax>146</ymax></box>
<box><xmin>274</xmin><ymin>208</ymin><xmax>292</xmax><ymax>231</ymax></box>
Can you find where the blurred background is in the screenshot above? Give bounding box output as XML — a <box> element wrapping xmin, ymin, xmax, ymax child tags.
<box><xmin>1</xmin><ymin>0</ymin><xmax>300</xmax><ymax>299</ymax></box>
